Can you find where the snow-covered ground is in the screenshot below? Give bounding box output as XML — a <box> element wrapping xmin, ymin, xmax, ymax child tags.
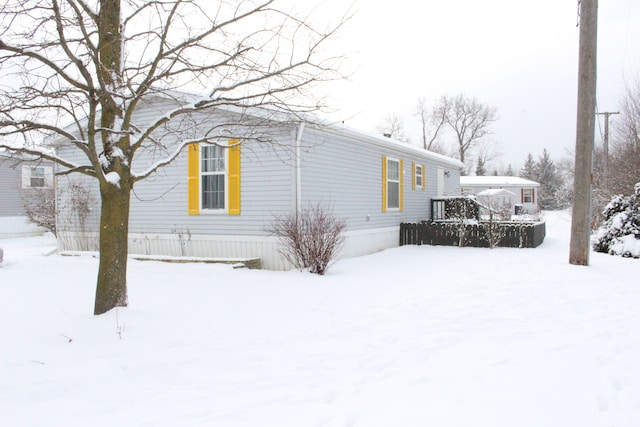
<box><xmin>1</xmin><ymin>210</ymin><xmax>639</xmax><ymax>427</ymax></box>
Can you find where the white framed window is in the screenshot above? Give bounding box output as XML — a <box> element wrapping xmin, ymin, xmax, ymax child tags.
<box><xmin>386</xmin><ymin>157</ymin><xmax>400</xmax><ymax>210</ymax></box>
<box><xmin>522</xmin><ymin>188</ymin><xmax>534</xmax><ymax>204</ymax></box>
<box><xmin>22</xmin><ymin>165</ymin><xmax>53</xmax><ymax>188</ymax></box>
<box><xmin>201</xmin><ymin>144</ymin><xmax>226</xmax><ymax>211</ymax></box>
<box><xmin>415</xmin><ymin>164</ymin><xmax>423</xmax><ymax>189</ymax></box>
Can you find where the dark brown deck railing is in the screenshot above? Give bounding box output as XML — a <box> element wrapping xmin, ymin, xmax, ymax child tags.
<box><xmin>400</xmin><ymin>221</ymin><xmax>546</xmax><ymax>248</ymax></box>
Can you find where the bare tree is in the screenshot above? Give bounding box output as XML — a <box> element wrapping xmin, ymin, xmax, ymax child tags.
<box><xmin>590</xmin><ymin>75</ymin><xmax>640</xmax><ymax>225</ymax></box>
<box><xmin>0</xmin><ymin>0</ymin><xmax>347</xmax><ymax>314</ymax></box>
<box><xmin>377</xmin><ymin>113</ymin><xmax>411</xmax><ymax>143</ymax></box>
<box><xmin>473</xmin><ymin>141</ymin><xmax>501</xmax><ymax>177</ymax></box>
<box><xmin>415</xmin><ymin>97</ymin><xmax>447</xmax><ymax>151</ymax></box>
<box><xmin>609</xmin><ymin>76</ymin><xmax>640</xmax><ymax>195</ymax></box>
<box><xmin>432</xmin><ymin>94</ymin><xmax>498</xmax><ymax>168</ymax></box>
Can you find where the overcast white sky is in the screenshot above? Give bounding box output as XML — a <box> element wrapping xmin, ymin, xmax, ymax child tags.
<box><xmin>312</xmin><ymin>0</ymin><xmax>640</xmax><ymax>171</ymax></box>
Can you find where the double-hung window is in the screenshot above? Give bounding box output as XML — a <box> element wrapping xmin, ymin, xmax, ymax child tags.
<box><xmin>201</xmin><ymin>145</ymin><xmax>226</xmax><ymax>210</ymax></box>
<box><xmin>30</xmin><ymin>167</ymin><xmax>46</xmax><ymax>188</ymax></box>
<box><xmin>412</xmin><ymin>162</ymin><xmax>425</xmax><ymax>190</ymax></box>
<box><xmin>21</xmin><ymin>165</ymin><xmax>52</xmax><ymax>188</ymax></box>
<box><xmin>522</xmin><ymin>188</ymin><xmax>534</xmax><ymax>204</ymax></box>
<box><xmin>188</xmin><ymin>140</ymin><xmax>241</xmax><ymax>215</ymax></box>
<box><xmin>415</xmin><ymin>164</ymin><xmax>423</xmax><ymax>189</ymax></box>
<box><xmin>386</xmin><ymin>158</ymin><xmax>400</xmax><ymax>210</ymax></box>
<box><xmin>382</xmin><ymin>156</ymin><xmax>403</xmax><ymax>212</ymax></box>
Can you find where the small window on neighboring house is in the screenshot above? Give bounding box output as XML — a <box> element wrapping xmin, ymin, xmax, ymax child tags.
<box><xmin>22</xmin><ymin>165</ymin><xmax>52</xmax><ymax>188</ymax></box>
<box><xmin>30</xmin><ymin>167</ymin><xmax>45</xmax><ymax>187</ymax></box>
<box><xmin>522</xmin><ymin>188</ymin><xmax>534</xmax><ymax>204</ymax></box>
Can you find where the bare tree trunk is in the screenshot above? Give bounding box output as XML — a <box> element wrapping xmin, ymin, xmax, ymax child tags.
<box><xmin>94</xmin><ymin>181</ymin><xmax>130</xmax><ymax>315</ymax></box>
<box><xmin>94</xmin><ymin>0</ymin><xmax>129</xmax><ymax>315</ymax></box>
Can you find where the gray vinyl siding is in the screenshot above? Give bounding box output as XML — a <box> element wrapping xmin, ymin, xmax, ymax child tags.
<box><xmin>1</xmin><ymin>156</ymin><xmax>55</xmax><ymax>217</ymax></box>
<box><xmin>0</xmin><ymin>159</ymin><xmax>24</xmax><ymax>216</ymax></box>
<box><xmin>55</xmin><ymin>97</ymin><xmax>300</xmax><ymax>238</ymax></box>
<box><xmin>298</xmin><ymin>125</ymin><xmax>461</xmax><ymax>231</ymax></box>
<box><xmin>56</xmin><ymin>143</ymin><xmax>298</xmax><ymax>237</ymax></box>
<box><xmin>128</xmin><ymin>135</ymin><xmax>297</xmax><ymax>236</ymax></box>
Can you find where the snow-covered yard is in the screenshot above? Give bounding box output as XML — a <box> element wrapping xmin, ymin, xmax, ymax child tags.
<box><xmin>1</xmin><ymin>210</ymin><xmax>639</xmax><ymax>427</ymax></box>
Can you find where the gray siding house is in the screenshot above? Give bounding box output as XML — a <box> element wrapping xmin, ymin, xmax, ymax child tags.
<box><xmin>55</xmin><ymin>94</ymin><xmax>463</xmax><ymax>269</ymax></box>
<box><xmin>0</xmin><ymin>153</ymin><xmax>54</xmax><ymax>238</ymax></box>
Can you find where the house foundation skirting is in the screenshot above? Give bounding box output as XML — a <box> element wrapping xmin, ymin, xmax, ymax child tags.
<box><xmin>56</xmin><ymin>226</ymin><xmax>401</xmax><ymax>271</ymax></box>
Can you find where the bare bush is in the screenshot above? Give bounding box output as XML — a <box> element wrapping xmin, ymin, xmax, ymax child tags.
<box><xmin>23</xmin><ymin>187</ymin><xmax>56</xmax><ymax>235</ymax></box>
<box><xmin>269</xmin><ymin>205</ymin><xmax>346</xmax><ymax>275</ymax></box>
<box><xmin>482</xmin><ymin>211</ymin><xmax>506</xmax><ymax>249</ymax></box>
<box><xmin>58</xmin><ymin>180</ymin><xmax>97</xmax><ymax>251</ymax></box>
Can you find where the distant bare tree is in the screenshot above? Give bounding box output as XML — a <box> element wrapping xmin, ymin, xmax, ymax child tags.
<box><xmin>432</xmin><ymin>94</ymin><xmax>498</xmax><ymax>168</ymax></box>
<box><xmin>473</xmin><ymin>142</ymin><xmax>501</xmax><ymax>177</ymax></box>
<box><xmin>416</xmin><ymin>97</ymin><xmax>447</xmax><ymax>151</ymax></box>
<box><xmin>591</xmin><ymin>75</ymin><xmax>640</xmax><ymax>225</ymax></box>
<box><xmin>609</xmin><ymin>77</ymin><xmax>640</xmax><ymax>195</ymax></box>
<box><xmin>377</xmin><ymin>113</ymin><xmax>411</xmax><ymax>143</ymax></box>
<box><xmin>0</xmin><ymin>0</ymin><xmax>348</xmax><ymax>314</ymax></box>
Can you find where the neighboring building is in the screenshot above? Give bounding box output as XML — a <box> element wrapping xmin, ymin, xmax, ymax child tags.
<box><xmin>0</xmin><ymin>153</ymin><xmax>54</xmax><ymax>238</ymax></box>
<box><xmin>55</xmin><ymin>93</ymin><xmax>464</xmax><ymax>269</ymax></box>
<box><xmin>460</xmin><ymin>176</ymin><xmax>541</xmax><ymax>215</ymax></box>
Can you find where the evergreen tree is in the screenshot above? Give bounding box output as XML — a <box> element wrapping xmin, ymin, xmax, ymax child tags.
<box><xmin>505</xmin><ymin>164</ymin><xmax>515</xmax><ymax>176</ymax></box>
<box><xmin>475</xmin><ymin>157</ymin><xmax>486</xmax><ymax>176</ymax></box>
<box><xmin>592</xmin><ymin>183</ymin><xmax>640</xmax><ymax>258</ymax></box>
<box><xmin>520</xmin><ymin>153</ymin><xmax>536</xmax><ymax>180</ymax></box>
<box><xmin>535</xmin><ymin>149</ymin><xmax>563</xmax><ymax>210</ymax></box>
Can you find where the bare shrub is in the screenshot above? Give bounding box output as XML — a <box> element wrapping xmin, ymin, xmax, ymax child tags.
<box><xmin>269</xmin><ymin>205</ymin><xmax>346</xmax><ymax>275</ymax></box>
<box><xmin>482</xmin><ymin>211</ymin><xmax>506</xmax><ymax>249</ymax></box>
<box><xmin>58</xmin><ymin>180</ymin><xmax>97</xmax><ymax>251</ymax></box>
<box><xmin>23</xmin><ymin>187</ymin><xmax>56</xmax><ymax>235</ymax></box>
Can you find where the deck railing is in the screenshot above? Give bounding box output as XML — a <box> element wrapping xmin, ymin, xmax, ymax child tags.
<box><xmin>399</xmin><ymin>221</ymin><xmax>546</xmax><ymax>248</ymax></box>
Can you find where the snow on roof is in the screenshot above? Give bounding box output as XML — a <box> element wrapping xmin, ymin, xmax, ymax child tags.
<box><xmin>460</xmin><ymin>176</ymin><xmax>540</xmax><ymax>187</ymax></box>
<box><xmin>476</xmin><ymin>188</ymin><xmax>517</xmax><ymax>197</ymax></box>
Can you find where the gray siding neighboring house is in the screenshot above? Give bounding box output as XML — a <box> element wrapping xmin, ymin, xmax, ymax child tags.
<box><xmin>55</xmin><ymin>95</ymin><xmax>463</xmax><ymax>269</ymax></box>
<box><xmin>0</xmin><ymin>153</ymin><xmax>54</xmax><ymax>238</ymax></box>
<box><xmin>460</xmin><ymin>176</ymin><xmax>541</xmax><ymax>215</ymax></box>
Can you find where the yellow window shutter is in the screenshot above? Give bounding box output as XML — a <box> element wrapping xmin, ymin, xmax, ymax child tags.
<box><xmin>412</xmin><ymin>162</ymin><xmax>416</xmax><ymax>190</ymax></box>
<box><xmin>228</xmin><ymin>139</ymin><xmax>241</xmax><ymax>215</ymax></box>
<box><xmin>399</xmin><ymin>159</ymin><xmax>404</xmax><ymax>211</ymax></box>
<box><xmin>187</xmin><ymin>144</ymin><xmax>200</xmax><ymax>215</ymax></box>
<box><xmin>381</xmin><ymin>155</ymin><xmax>387</xmax><ymax>212</ymax></box>
<box><xmin>422</xmin><ymin>164</ymin><xmax>426</xmax><ymax>190</ymax></box>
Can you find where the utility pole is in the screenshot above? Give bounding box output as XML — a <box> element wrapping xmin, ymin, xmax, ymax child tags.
<box><xmin>570</xmin><ymin>0</ymin><xmax>598</xmax><ymax>266</ymax></box>
<box><xmin>596</xmin><ymin>111</ymin><xmax>619</xmax><ymax>181</ymax></box>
